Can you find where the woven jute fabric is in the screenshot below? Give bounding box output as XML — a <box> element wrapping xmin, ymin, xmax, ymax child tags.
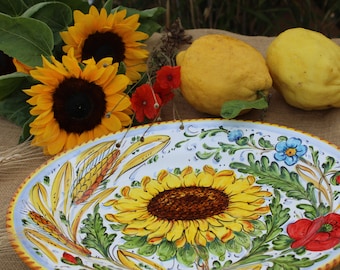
<box><xmin>0</xmin><ymin>29</ymin><xmax>339</xmax><ymax>269</ymax></box>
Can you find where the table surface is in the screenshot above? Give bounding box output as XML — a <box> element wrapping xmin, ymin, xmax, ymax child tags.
<box><xmin>1</xmin><ymin>29</ymin><xmax>339</xmax><ymax>269</ymax></box>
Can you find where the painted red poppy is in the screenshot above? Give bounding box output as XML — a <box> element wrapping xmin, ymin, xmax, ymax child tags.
<box><xmin>61</xmin><ymin>252</ymin><xmax>82</xmax><ymax>265</ymax></box>
<box><xmin>156</xmin><ymin>65</ymin><xmax>181</xmax><ymax>90</ymax></box>
<box><xmin>153</xmin><ymin>80</ymin><xmax>175</xmax><ymax>105</ymax></box>
<box><xmin>131</xmin><ymin>84</ymin><xmax>162</xmax><ymax>123</ymax></box>
<box><xmin>336</xmin><ymin>175</ymin><xmax>340</xmax><ymax>185</ymax></box>
<box><xmin>287</xmin><ymin>213</ymin><xmax>340</xmax><ymax>251</ymax></box>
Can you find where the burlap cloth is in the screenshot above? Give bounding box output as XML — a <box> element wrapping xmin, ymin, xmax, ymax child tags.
<box><xmin>0</xmin><ymin>29</ymin><xmax>339</xmax><ymax>269</ymax></box>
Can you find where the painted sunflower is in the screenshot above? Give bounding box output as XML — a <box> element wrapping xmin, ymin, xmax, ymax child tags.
<box><xmin>60</xmin><ymin>6</ymin><xmax>149</xmax><ymax>83</ymax></box>
<box><xmin>24</xmin><ymin>49</ymin><xmax>132</xmax><ymax>155</ymax></box>
<box><xmin>106</xmin><ymin>165</ymin><xmax>271</xmax><ymax>247</ymax></box>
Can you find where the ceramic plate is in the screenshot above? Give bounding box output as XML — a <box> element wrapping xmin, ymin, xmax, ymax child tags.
<box><xmin>7</xmin><ymin>119</ymin><xmax>340</xmax><ymax>270</ymax></box>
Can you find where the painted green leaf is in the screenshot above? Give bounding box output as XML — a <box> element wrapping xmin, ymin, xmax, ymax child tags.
<box><xmin>296</xmin><ymin>203</ymin><xmax>317</xmax><ymax>219</ymax></box>
<box><xmin>322</xmin><ymin>156</ymin><xmax>335</xmax><ymax>173</ymax></box>
<box><xmin>196</xmin><ymin>151</ymin><xmax>215</xmax><ymax>160</ymax></box>
<box><xmin>208</xmin><ymin>239</ymin><xmax>227</xmax><ymax>260</ymax></box>
<box><xmin>258</xmin><ymin>137</ymin><xmax>274</xmax><ymax>148</ymax></box>
<box><xmin>236</xmin><ymin>136</ymin><xmax>249</xmax><ymax>146</ymax></box>
<box><xmin>176</xmin><ymin>245</ymin><xmax>196</xmax><ymax>267</ymax></box>
<box><xmin>196</xmin><ymin>245</ymin><xmax>209</xmax><ymax>261</ymax></box>
<box><xmin>81</xmin><ymin>210</ymin><xmax>117</xmax><ymax>258</ymax></box>
<box><xmin>22</xmin><ymin>2</ymin><xmax>73</xmax><ymax>45</ymax></box>
<box><xmin>220</xmin><ymin>97</ymin><xmax>268</xmax><ymax>119</ymax></box>
<box><xmin>272</xmin><ymin>234</ymin><xmax>292</xmax><ymax>250</ymax></box>
<box><xmin>137</xmin><ymin>242</ymin><xmax>157</xmax><ymax>256</ymax></box>
<box><xmin>225</xmin><ymin>238</ymin><xmax>242</xmax><ymax>253</ymax></box>
<box><xmin>234</xmin><ymin>231</ymin><xmax>251</xmax><ymax>250</ymax></box>
<box><xmin>156</xmin><ymin>240</ymin><xmax>176</xmax><ymax>261</ymax></box>
<box><xmin>0</xmin><ymin>13</ymin><xmax>53</xmax><ymax>67</ymax></box>
<box><xmin>120</xmin><ymin>235</ymin><xmax>146</xmax><ymax>249</ymax></box>
<box><xmin>271</xmin><ymin>254</ymin><xmax>323</xmax><ymax>269</ymax></box>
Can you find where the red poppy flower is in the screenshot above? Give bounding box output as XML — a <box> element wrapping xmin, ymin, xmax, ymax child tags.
<box><xmin>131</xmin><ymin>84</ymin><xmax>162</xmax><ymax>123</ymax></box>
<box><xmin>156</xmin><ymin>65</ymin><xmax>181</xmax><ymax>90</ymax></box>
<box><xmin>287</xmin><ymin>213</ymin><xmax>340</xmax><ymax>251</ymax></box>
<box><xmin>153</xmin><ymin>80</ymin><xmax>175</xmax><ymax>105</ymax></box>
<box><xmin>61</xmin><ymin>252</ymin><xmax>83</xmax><ymax>265</ymax></box>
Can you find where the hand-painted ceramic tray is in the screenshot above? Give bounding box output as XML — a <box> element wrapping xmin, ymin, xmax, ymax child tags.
<box><xmin>7</xmin><ymin>119</ymin><xmax>340</xmax><ymax>270</ymax></box>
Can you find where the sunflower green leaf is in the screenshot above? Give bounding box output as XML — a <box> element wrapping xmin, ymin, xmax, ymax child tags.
<box><xmin>111</xmin><ymin>6</ymin><xmax>165</xmax><ymax>36</ymax></box>
<box><xmin>220</xmin><ymin>96</ymin><xmax>268</xmax><ymax>119</ymax></box>
<box><xmin>0</xmin><ymin>73</ymin><xmax>31</xmax><ymax>100</ymax></box>
<box><xmin>0</xmin><ymin>89</ymin><xmax>31</xmax><ymax>128</ymax></box>
<box><xmin>0</xmin><ymin>13</ymin><xmax>53</xmax><ymax>66</ymax></box>
<box><xmin>0</xmin><ymin>0</ymin><xmax>37</xmax><ymax>16</ymax></box>
<box><xmin>21</xmin><ymin>2</ymin><xmax>73</xmax><ymax>44</ymax></box>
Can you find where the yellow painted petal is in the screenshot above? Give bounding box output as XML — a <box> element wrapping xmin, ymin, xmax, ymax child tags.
<box><xmin>142</xmin><ymin>178</ymin><xmax>165</xmax><ymax>195</ymax></box>
<box><xmin>210</xmin><ymin>226</ymin><xmax>234</xmax><ymax>243</ymax></box>
<box><xmin>166</xmin><ymin>221</ymin><xmax>185</xmax><ymax>242</ymax></box>
<box><xmin>184</xmin><ymin>221</ymin><xmax>199</xmax><ymax>244</ymax></box>
<box><xmin>146</xmin><ymin>220</ymin><xmax>172</xmax><ymax>240</ymax></box>
<box><xmin>195</xmin><ymin>230</ymin><xmax>208</xmax><ymax>246</ymax></box>
<box><xmin>128</xmin><ymin>188</ymin><xmax>153</xmax><ymax>202</ymax></box>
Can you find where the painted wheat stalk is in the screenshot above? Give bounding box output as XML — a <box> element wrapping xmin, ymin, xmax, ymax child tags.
<box><xmin>71</xmin><ymin>141</ymin><xmax>120</xmax><ymax>205</ymax></box>
<box><xmin>71</xmin><ymin>135</ymin><xmax>170</xmax><ymax>205</ymax></box>
<box><xmin>28</xmin><ymin>211</ymin><xmax>91</xmax><ymax>256</ymax></box>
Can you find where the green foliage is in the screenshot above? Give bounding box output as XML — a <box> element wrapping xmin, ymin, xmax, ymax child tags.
<box><xmin>21</xmin><ymin>2</ymin><xmax>73</xmax><ymax>44</ymax></box>
<box><xmin>112</xmin><ymin>0</ymin><xmax>340</xmax><ymax>37</ymax></box>
<box><xmin>221</xmin><ymin>95</ymin><xmax>268</xmax><ymax>119</ymax></box>
<box><xmin>111</xmin><ymin>6</ymin><xmax>165</xmax><ymax>36</ymax></box>
<box><xmin>0</xmin><ymin>14</ymin><xmax>54</xmax><ymax>66</ymax></box>
<box><xmin>0</xmin><ymin>0</ymin><xmax>164</xmax><ymax>141</ymax></box>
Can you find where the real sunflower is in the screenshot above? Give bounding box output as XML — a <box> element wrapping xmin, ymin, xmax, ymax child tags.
<box><xmin>60</xmin><ymin>6</ymin><xmax>149</xmax><ymax>83</ymax></box>
<box><xmin>106</xmin><ymin>165</ymin><xmax>271</xmax><ymax>248</ymax></box>
<box><xmin>24</xmin><ymin>49</ymin><xmax>132</xmax><ymax>155</ymax></box>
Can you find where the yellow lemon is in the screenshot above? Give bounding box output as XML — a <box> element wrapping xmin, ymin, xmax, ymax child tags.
<box><xmin>266</xmin><ymin>27</ymin><xmax>340</xmax><ymax>110</ymax></box>
<box><xmin>176</xmin><ymin>34</ymin><xmax>272</xmax><ymax>116</ymax></box>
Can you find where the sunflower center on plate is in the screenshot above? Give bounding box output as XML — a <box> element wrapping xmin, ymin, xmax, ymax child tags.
<box><xmin>82</xmin><ymin>32</ymin><xmax>125</xmax><ymax>63</ymax></box>
<box><xmin>147</xmin><ymin>186</ymin><xmax>229</xmax><ymax>220</ymax></box>
<box><xmin>53</xmin><ymin>77</ymin><xmax>106</xmax><ymax>133</ymax></box>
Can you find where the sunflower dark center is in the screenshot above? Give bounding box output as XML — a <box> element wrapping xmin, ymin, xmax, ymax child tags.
<box><xmin>53</xmin><ymin>77</ymin><xmax>106</xmax><ymax>134</ymax></box>
<box><xmin>147</xmin><ymin>186</ymin><xmax>229</xmax><ymax>220</ymax></box>
<box><xmin>0</xmin><ymin>50</ymin><xmax>16</xmax><ymax>75</ymax></box>
<box><xmin>82</xmin><ymin>32</ymin><xmax>125</xmax><ymax>63</ymax></box>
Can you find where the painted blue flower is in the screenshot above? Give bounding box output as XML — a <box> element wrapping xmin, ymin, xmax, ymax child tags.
<box><xmin>228</xmin><ymin>130</ymin><xmax>243</xmax><ymax>142</ymax></box>
<box><xmin>274</xmin><ymin>137</ymin><xmax>307</xmax><ymax>166</ymax></box>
